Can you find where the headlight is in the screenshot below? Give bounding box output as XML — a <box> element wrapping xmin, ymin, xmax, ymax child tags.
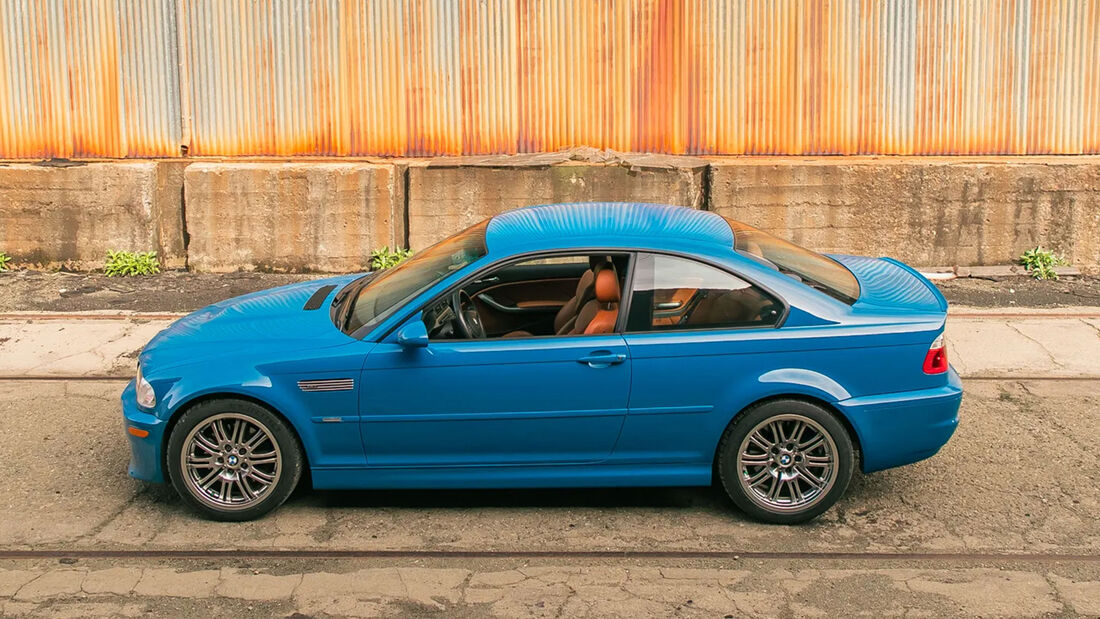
<box><xmin>135</xmin><ymin>364</ymin><xmax>157</xmax><ymax>409</ymax></box>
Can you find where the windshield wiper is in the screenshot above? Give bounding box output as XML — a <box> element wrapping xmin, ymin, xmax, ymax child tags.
<box><xmin>332</xmin><ymin>274</ymin><xmax>375</xmax><ymax>333</ymax></box>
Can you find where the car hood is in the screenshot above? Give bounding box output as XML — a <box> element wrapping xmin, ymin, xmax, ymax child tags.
<box><xmin>140</xmin><ymin>274</ymin><xmax>364</xmax><ymax>371</ymax></box>
<box><xmin>831</xmin><ymin>255</ymin><xmax>947</xmax><ymax>314</ymax></box>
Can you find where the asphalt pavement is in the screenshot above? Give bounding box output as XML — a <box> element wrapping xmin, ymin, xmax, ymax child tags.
<box><xmin>0</xmin><ymin>309</ymin><xmax>1098</xmax><ymax>616</ymax></box>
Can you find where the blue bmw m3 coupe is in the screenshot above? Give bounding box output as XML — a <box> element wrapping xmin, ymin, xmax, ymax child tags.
<box><xmin>122</xmin><ymin>202</ymin><xmax>961</xmax><ymax>523</ymax></box>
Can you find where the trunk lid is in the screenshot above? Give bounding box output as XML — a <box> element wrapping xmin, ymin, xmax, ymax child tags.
<box><xmin>830</xmin><ymin>255</ymin><xmax>947</xmax><ymax>314</ymax></box>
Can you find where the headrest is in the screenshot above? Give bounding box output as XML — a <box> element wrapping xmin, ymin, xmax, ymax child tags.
<box><xmin>594</xmin><ymin>267</ymin><xmax>620</xmax><ymax>304</ymax></box>
<box><xmin>589</xmin><ymin>255</ymin><xmax>608</xmax><ymax>270</ymax></box>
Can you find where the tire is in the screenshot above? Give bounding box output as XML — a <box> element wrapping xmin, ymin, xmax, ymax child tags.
<box><xmin>166</xmin><ymin>398</ymin><xmax>303</xmax><ymax>521</ymax></box>
<box><xmin>716</xmin><ymin>399</ymin><xmax>855</xmax><ymax>525</ymax></box>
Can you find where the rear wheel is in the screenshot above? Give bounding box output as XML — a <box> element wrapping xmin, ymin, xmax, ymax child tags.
<box><xmin>167</xmin><ymin>398</ymin><xmax>302</xmax><ymax>521</ymax></box>
<box><xmin>716</xmin><ymin>399</ymin><xmax>854</xmax><ymax>524</ymax></box>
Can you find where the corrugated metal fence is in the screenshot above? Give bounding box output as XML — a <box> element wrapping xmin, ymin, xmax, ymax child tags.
<box><xmin>1</xmin><ymin>0</ymin><xmax>1098</xmax><ymax>158</ymax></box>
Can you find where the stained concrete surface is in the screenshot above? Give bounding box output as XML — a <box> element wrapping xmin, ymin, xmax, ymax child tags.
<box><xmin>6</xmin><ymin>156</ymin><xmax>1100</xmax><ymax>272</ymax></box>
<box><xmin>0</xmin><ymin>378</ymin><xmax>1097</xmax><ymax>616</ymax></box>
<box><xmin>4</xmin><ymin>313</ymin><xmax>1099</xmax><ymax>380</ymax></box>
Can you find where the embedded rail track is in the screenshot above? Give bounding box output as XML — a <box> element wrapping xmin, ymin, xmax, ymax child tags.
<box><xmin>0</xmin><ymin>548</ymin><xmax>1095</xmax><ymax>563</ymax></box>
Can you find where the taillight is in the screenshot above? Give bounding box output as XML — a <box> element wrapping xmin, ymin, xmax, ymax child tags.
<box><xmin>923</xmin><ymin>333</ymin><xmax>948</xmax><ymax>374</ymax></box>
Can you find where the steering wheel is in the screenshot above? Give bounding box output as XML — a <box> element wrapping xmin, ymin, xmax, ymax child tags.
<box><xmin>451</xmin><ymin>290</ymin><xmax>487</xmax><ymax>339</ymax></box>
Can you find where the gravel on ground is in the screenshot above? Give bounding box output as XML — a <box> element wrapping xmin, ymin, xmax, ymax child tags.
<box><xmin>1</xmin><ymin>269</ymin><xmax>1099</xmax><ymax>313</ymax></box>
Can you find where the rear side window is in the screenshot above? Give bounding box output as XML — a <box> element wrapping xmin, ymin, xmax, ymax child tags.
<box><xmin>626</xmin><ymin>254</ymin><xmax>782</xmax><ymax>332</ymax></box>
<box><xmin>724</xmin><ymin>218</ymin><xmax>860</xmax><ymax>304</ymax></box>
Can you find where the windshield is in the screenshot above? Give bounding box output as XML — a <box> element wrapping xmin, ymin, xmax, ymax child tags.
<box><xmin>724</xmin><ymin>219</ymin><xmax>860</xmax><ymax>304</ymax></box>
<box><xmin>342</xmin><ymin>220</ymin><xmax>489</xmax><ymax>334</ymax></box>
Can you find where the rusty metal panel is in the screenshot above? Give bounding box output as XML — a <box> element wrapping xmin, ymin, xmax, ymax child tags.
<box><xmin>0</xmin><ymin>0</ymin><xmax>180</xmax><ymax>158</ymax></box>
<box><xmin>1</xmin><ymin>0</ymin><xmax>1099</xmax><ymax>158</ymax></box>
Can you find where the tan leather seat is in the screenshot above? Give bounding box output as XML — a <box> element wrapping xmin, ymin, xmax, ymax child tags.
<box><xmin>506</xmin><ymin>256</ymin><xmax>605</xmax><ymax>338</ymax></box>
<box><xmin>570</xmin><ymin>265</ymin><xmax>620</xmax><ymax>335</ymax></box>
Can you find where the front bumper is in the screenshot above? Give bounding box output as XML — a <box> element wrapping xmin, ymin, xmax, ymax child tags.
<box><xmin>121</xmin><ymin>380</ymin><xmax>167</xmax><ymax>483</ymax></box>
<box><xmin>837</xmin><ymin>367</ymin><xmax>963</xmax><ymax>473</ymax></box>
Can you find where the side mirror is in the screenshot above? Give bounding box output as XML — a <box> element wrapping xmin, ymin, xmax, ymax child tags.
<box><xmin>396</xmin><ymin>320</ymin><xmax>430</xmax><ymax>349</ymax></box>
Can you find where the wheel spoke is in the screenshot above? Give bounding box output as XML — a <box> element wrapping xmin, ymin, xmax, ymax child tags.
<box><xmin>746</xmin><ymin>467</ymin><xmax>771</xmax><ymax>488</ymax></box>
<box><xmin>246</xmin><ymin>468</ymin><xmax>275</xmax><ymax>484</ymax></box>
<box><xmin>235</xmin><ymin>477</ymin><xmax>254</xmax><ymax>500</ymax></box>
<box><xmin>773</xmin><ymin>421</ymin><xmax>787</xmax><ymax>443</ymax></box>
<box><xmin>790</xmin><ymin>421</ymin><xmax>807</xmax><ymax>445</ymax></box>
<box><xmin>187</xmin><ymin>454</ymin><xmax>217</xmax><ymax>467</ymax></box>
<box><xmin>243</xmin><ymin>429</ymin><xmax>267</xmax><ymax>450</ymax></box>
<box><xmin>748</xmin><ymin>431</ymin><xmax>771</xmax><ymax>452</ymax></box>
<box><xmin>211</xmin><ymin>420</ymin><xmax>228</xmax><ymax>444</ymax></box>
<box><xmin>231</xmin><ymin>419</ymin><xmax>243</xmax><ymax>444</ymax></box>
<box><xmin>796</xmin><ymin>465</ymin><xmax>825</xmax><ymax>489</ymax></box>
<box><xmin>196</xmin><ymin>468</ymin><xmax>220</xmax><ymax>487</ymax></box>
<box><xmin>799</xmin><ymin>434</ymin><xmax>825</xmax><ymax>453</ymax></box>
<box><xmin>193</xmin><ymin>435</ymin><xmax>220</xmax><ymax>455</ymax></box>
<box><xmin>741</xmin><ymin>452</ymin><xmax>771</xmax><ymax>465</ymax></box>
<box><xmin>789</xmin><ymin>478</ymin><xmax>805</xmax><ymax>502</ymax></box>
<box><xmin>241</xmin><ymin>475</ymin><xmax>259</xmax><ymax>498</ymax></box>
<box><xmin>767</xmin><ymin>476</ymin><xmax>784</xmax><ymax>501</ymax></box>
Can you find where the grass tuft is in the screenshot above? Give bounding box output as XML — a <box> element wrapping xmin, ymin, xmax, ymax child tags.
<box><xmin>1019</xmin><ymin>246</ymin><xmax>1068</xmax><ymax>280</ymax></box>
<box><xmin>370</xmin><ymin>246</ymin><xmax>413</xmax><ymax>271</ymax></box>
<box><xmin>104</xmin><ymin>250</ymin><xmax>161</xmax><ymax>277</ymax></box>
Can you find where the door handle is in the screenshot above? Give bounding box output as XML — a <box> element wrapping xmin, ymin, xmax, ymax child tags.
<box><xmin>577</xmin><ymin>351</ymin><xmax>627</xmax><ymax>368</ymax></box>
<box><xmin>655</xmin><ymin>301</ymin><xmax>683</xmax><ymax>310</ymax></box>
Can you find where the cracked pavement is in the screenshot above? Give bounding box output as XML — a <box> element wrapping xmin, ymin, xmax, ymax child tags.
<box><xmin>1</xmin><ymin>310</ymin><xmax>1099</xmax><ymax>616</ymax></box>
<box><xmin>0</xmin><ymin>378</ymin><xmax>1097</xmax><ymax>616</ymax></box>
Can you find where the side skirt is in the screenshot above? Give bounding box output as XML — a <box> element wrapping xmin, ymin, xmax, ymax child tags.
<box><xmin>309</xmin><ymin>463</ymin><xmax>712</xmax><ymax>490</ymax></box>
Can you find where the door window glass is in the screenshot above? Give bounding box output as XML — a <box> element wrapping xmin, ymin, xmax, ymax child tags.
<box><xmin>626</xmin><ymin>254</ymin><xmax>781</xmax><ymax>331</ymax></box>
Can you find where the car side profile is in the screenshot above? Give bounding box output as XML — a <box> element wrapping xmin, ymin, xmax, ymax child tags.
<box><xmin>122</xmin><ymin>202</ymin><xmax>961</xmax><ymax>524</ymax></box>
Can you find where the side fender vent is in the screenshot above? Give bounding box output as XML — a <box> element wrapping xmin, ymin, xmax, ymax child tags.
<box><xmin>298</xmin><ymin>378</ymin><xmax>354</xmax><ymax>392</ymax></box>
<box><xmin>303</xmin><ymin>285</ymin><xmax>338</xmax><ymax>311</ymax></box>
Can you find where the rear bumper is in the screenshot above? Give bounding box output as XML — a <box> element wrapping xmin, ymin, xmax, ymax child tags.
<box><xmin>121</xmin><ymin>380</ymin><xmax>167</xmax><ymax>483</ymax></box>
<box><xmin>836</xmin><ymin>368</ymin><xmax>962</xmax><ymax>473</ymax></box>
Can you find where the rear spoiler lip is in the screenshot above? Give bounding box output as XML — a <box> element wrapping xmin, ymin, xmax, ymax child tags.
<box><xmin>880</xmin><ymin>257</ymin><xmax>949</xmax><ymax>313</ymax></box>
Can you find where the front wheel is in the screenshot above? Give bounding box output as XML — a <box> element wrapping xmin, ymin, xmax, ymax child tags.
<box><xmin>716</xmin><ymin>399</ymin><xmax>855</xmax><ymax>524</ymax></box>
<box><xmin>166</xmin><ymin>398</ymin><xmax>303</xmax><ymax>521</ymax></box>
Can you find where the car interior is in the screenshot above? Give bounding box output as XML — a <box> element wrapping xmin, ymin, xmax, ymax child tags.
<box><xmin>421</xmin><ymin>252</ymin><xmax>781</xmax><ymax>340</ymax></box>
<box><xmin>422</xmin><ymin>254</ymin><xmax>630</xmax><ymax>340</ymax></box>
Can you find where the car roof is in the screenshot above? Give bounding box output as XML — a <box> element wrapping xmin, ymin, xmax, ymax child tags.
<box><xmin>484</xmin><ymin>202</ymin><xmax>736</xmax><ymax>254</ymax></box>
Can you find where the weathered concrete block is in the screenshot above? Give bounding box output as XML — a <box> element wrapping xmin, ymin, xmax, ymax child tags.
<box><xmin>707</xmin><ymin>157</ymin><xmax>1100</xmax><ymax>268</ymax></box>
<box><xmin>0</xmin><ymin>162</ymin><xmax>185</xmax><ymax>269</ymax></box>
<box><xmin>184</xmin><ymin>162</ymin><xmax>405</xmax><ymax>272</ymax></box>
<box><xmin>407</xmin><ymin>158</ymin><xmax>707</xmax><ymax>250</ymax></box>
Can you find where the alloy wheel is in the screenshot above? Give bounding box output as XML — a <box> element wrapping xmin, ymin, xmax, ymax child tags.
<box><xmin>180</xmin><ymin>413</ymin><xmax>282</xmax><ymax>511</ymax></box>
<box><xmin>736</xmin><ymin>413</ymin><xmax>837</xmax><ymax>513</ymax></box>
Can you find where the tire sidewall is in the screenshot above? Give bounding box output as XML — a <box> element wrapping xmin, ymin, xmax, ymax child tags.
<box><xmin>717</xmin><ymin>399</ymin><xmax>855</xmax><ymax>525</ymax></box>
<box><xmin>166</xmin><ymin>398</ymin><xmax>303</xmax><ymax>522</ymax></box>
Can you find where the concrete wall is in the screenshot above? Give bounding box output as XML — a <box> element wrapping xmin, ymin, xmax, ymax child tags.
<box><xmin>183</xmin><ymin>162</ymin><xmax>405</xmax><ymax>272</ymax></box>
<box><xmin>407</xmin><ymin>157</ymin><xmax>708</xmax><ymax>250</ymax></box>
<box><xmin>0</xmin><ymin>162</ymin><xmax>186</xmax><ymax>270</ymax></box>
<box><xmin>709</xmin><ymin>158</ymin><xmax>1100</xmax><ymax>268</ymax></box>
<box><xmin>1</xmin><ymin>156</ymin><xmax>1097</xmax><ymax>272</ymax></box>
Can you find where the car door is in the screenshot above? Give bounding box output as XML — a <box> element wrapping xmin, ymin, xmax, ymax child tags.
<box><xmin>359</xmin><ymin>328</ymin><xmax>630</xmax><ymax>467</ymax></box>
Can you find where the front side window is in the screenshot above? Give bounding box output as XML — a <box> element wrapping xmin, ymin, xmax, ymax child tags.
<box><xmin>724</xmin><ymin>218</ymin><xmax>860</xmax><ymax>304</ymax></box>
<box><xmin>423</xmin><ymin>252</ymin><xmax>630</xmax><ymax>340</ymax></box>
<box><xmin>342</xmin><ymin>220</ymin><xmax>489</xmax><ymax>334</ymax></box>
<box><xmin>626</xmin><ymin>254</ymin><xmax>781</xmax><ymax>332</ymax></box>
